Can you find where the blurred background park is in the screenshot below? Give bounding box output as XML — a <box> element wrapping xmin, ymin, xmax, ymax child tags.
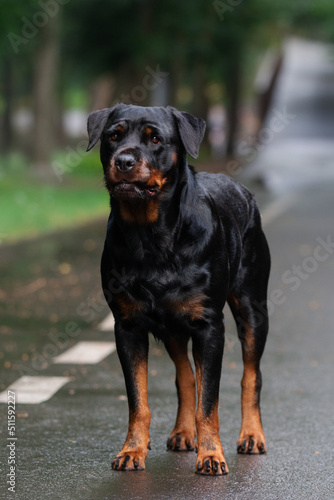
<box><xmin>1</xmin><ymin>0</ymin><xmax>334</xmax><ymax>242</ymax></box>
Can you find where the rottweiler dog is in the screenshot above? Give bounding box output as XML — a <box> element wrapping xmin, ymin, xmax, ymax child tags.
<box><xmin>86</xmin><ymin>104</ymin><xmax>270</xmax><ymax>476</ymax></box>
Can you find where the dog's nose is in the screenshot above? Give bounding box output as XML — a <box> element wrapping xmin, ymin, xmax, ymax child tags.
<box><xmin>115</xmin><ymin>153</ymin><xmax>136</xmax><ymax>172</ymax></box>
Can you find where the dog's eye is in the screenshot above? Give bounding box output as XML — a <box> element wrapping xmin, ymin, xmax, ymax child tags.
<box><xmin>151</xmin><ymin>136</ymin><xmax>160</xmax><ymax>144</ymax></box>
<box><xmin>110</xmin><ymin>133</ymin><xmax>118</xmax><ymax>142</ymax></box>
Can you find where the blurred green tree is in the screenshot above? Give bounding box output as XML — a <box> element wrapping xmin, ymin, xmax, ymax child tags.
<box><xmin>2</xmin><ymin>0</ymin><xmax>334</xmax><ymax>164</ymax></box>
<box><xmin>62</xmin><ymin>0</ymin><xmax>282</xmax><ymax>154</ymax></box>
<box><xmin>0</xmin><ymin>0</ymin><xmax>36</xmax><ymax>153</ymax></box>
<box><xmin>0</xmin><ymin>0</ymin><xmax>61</xmax><ymax>171</ymax></box>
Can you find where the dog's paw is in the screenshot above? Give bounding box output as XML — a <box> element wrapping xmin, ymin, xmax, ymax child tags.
<box><xmin>195</xmin><ymin>451</ymin><xmax>229</xmax><ymax>476</ymax></box>
<box><xmin>111</xmin><ymin>450</ymin><xmax>147</xmax><ymax>471</ymax></box>
<box><xmin>237</xmin><ymin>431</ymin><xmax>267</xmax><ymax>454</ymax></box>
<box><xmin>167</xmin><ymin>429</ymin><xmax>196</xmax><ymax>451</ymax></box>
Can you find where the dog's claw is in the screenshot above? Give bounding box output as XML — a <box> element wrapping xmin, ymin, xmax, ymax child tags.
<box><xmin>196</xmin><ymin>455</ymin><xmax>228</xmax><ymax>476</ymax></box>
<box><xmin>237</xmin><ymin>433</ymin><xmax>267</xmax><ymax>454</ymax></box>
<box><xmin>111</xmin><ymin>451</ymin><xmax>146</xmax><ymax>471</ymax></box>
<box><xmin>166</xmin><ymin>430</ymin><xmax>196</xmax><ymax>452</ymax></box>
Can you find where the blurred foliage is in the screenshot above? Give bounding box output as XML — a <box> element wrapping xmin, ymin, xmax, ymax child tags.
<box><xmin>60</xmin><ymin>0</ymin><xmax>280</xmax><ymax>86</ymax></box>
<box><xmin>63</xmin><ymin>88</ymin><xmax>88</xmax><ymax>110</ymax></box>
<box><xmin>2</xmin><ymin>0</ymin><xmax>334</xmax><ymax>104</ymax></box>
<box><xmin>1</xmin><ymin>0</ymin><xmax>334</xmax><ymax>238</ymax></box>
<box><xmin>61</xmin><ymin>0</ymin><xmax>334</xmax><ymax>86</ymax></box>
<box><xmin>51</xmin><ymin>149</ymin><xmax>102</xmax><ymax>178</ymax></box>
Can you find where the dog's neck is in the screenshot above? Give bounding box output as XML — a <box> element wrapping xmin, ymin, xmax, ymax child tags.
<box><xmin>108</xmin><ymin>159</ymin><xmax>200</xmax><ymax>252</ymax></box>
<box><xmin>117</xmin><ymin>198</ymin><xmax>160</xmax><ymax>225</ymax></box>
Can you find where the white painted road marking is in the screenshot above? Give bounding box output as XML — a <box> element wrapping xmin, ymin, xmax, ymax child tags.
<box><xmin>0</xmin><ymin>376</ymin><xmax>70</xmax><ymax>404</ymax></box>
<box><xmin>52</xmin><ymin>341</ymin><xmax>116</xmax><ymax>364</ymax></box>
<box><xmin>98</xmin><ymin>312</ymin><xmax>115</xmax><ymax>331</ymax></box>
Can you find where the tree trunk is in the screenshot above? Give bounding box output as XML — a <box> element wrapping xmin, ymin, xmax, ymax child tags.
<box><xmin>193</xmin><ymin>62</ymin><xmax>208</xmax><ymax>119</ymax></box>
<box><xmin>225</xmin><ymin>55</ymin><xmax>241</xmax><ymax>158</ymax></box>
<box><xmin>32</xmin><ymin>14</ymin><xmax>59</xmax><ymax>175</ymax></box>
<box><xmin>1</xmin><ymin>58</ymin><xmax>13</xmax><ymax>154</ymax></box>
<box><xmin>89</xmin><ymin>74</ymin><xmax>116</xmax><ymax>110</ymax></box>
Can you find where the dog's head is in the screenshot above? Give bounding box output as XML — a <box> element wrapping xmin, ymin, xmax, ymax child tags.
<box><xmin>86</xmin><ymin>104</ymin><xmax>206</xmax><ymax>202</ymax></box>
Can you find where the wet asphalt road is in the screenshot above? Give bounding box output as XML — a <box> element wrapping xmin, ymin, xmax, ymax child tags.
<box><xmin>1</xmin><ymin>37</ymin><xmax>334</xmax><ymax>500</ymax></box>
<box><xmin>1</xmin><ymin>179</ymin><xmax>334</xmax><ymax>500</ymax></box>
<box><xmin>247</xmin><ymin>38</ymin><xmax>334</xmax><ymax>193</ymax></box>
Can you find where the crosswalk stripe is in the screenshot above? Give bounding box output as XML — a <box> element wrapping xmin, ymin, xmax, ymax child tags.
<box><xmin>0</xmin><ymin>376</ymin><xmax>70</xmax><ymax>404</ymax></box>
<box><xmin>97</xmin><ymin>312</ymin><xmax>115</xmax><ymax>331</ymax></box>
<box><xmin>52</xmin><ymin>341</ymin><xmax>116</xmax><ymax>364</ymax></box>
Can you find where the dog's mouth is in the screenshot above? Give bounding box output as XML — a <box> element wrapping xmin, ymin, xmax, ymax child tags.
<box><xmin>108</xmin><ymin>181</ymin><xmax>159</xmax><ymax>200</ymax></box>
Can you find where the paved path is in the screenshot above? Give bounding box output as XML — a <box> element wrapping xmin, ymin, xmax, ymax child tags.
<box><xmin>246</xmin><ymin>37</ymin><xmax>334</xmax><ymax>192</ymax></box>
<box><xmin>1</xmin><ymin>181</ymin><xmax>333</xmax><ymax>499</ymax></box>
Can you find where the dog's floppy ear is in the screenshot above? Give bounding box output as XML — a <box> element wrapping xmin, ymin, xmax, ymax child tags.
<box><xmin>168</xmin><ymin>107</ymin><xmax>206</xmax><ymax>159</ymax></box>
<box><xmin>86</xmin><ymin>106</ymin><xmax>117</xmax><ymax>151</ymax></box>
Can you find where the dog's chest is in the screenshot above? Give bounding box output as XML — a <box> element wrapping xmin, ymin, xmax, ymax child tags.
<box><xmin>111</xmin><ymin>255</ymin><xmax>211</xmax><ymax>325</ymax></box>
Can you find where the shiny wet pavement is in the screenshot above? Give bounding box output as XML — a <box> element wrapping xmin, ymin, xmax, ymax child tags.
<box><xmin>1</xmin><ymin>178</ymin><xmax>333</xmax><ymax>499</ymax></box>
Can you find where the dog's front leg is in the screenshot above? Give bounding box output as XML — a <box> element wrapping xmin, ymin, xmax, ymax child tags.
<box><xmin>165</xmin><ymin>336</ymin><xmax>196</xmax><ymax>451</ymax></box>
<box><xmin>112</xmin><ymin>322</ymin><xmax>151</xmax><ymax>471</ymax></box>
<box><xmin>192</xmin><ymin>325</ymin><xmax>229</xmax><ymax>476</ymax></box>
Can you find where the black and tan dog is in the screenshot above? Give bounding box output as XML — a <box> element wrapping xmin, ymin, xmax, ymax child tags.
<box><xmin>86</xmin><ymin>104</ymin><xmax>270</xmax><ymax>476</ymax></box>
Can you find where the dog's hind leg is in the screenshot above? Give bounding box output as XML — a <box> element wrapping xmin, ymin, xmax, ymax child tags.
<box><xmin>228</xmin><ymin>225</ymin><xmax>270</xmax><ymax>455</ymax></box>
<box><xmin>165</xmin><ymin>336</ymin><xmax>196</xmax><ymax>451</ymax></box>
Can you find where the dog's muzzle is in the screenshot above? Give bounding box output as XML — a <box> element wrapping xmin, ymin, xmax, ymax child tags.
<box><xmin>115</xmin><ymin>153</ymin><xmax>136</xmax><ymax>173</ymax></box>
